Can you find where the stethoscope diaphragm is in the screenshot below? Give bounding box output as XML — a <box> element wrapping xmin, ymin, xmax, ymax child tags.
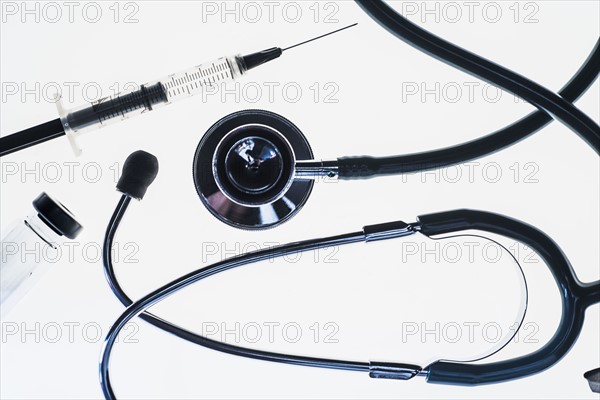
<box><xmin>193</xmin><ymin>109</ymin><xmax>314</xmax><ymax>230</ymax></box>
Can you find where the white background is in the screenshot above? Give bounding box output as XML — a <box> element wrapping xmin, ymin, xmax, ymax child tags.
<box><xmin>1</xmin><ymin>1</ymin><xmax>599</xmax><ymax>399</ymax></box>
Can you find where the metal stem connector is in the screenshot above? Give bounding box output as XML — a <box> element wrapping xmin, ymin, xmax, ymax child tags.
<box><xmin>362</xmin><ymin>221</ymin><xmax>418</xmax><ymax>242</ymax></box>
<box><xmin>369</xmin><ymin>362</ymin><xmax>423</xmax><ymax>380</ymax></box>
<box><xmin>295</xmin><ymin>160</ymin><xmax>339</xmax><ymax>179</ymax></box>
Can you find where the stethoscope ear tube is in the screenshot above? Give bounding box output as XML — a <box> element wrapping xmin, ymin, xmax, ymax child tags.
<box><xmin>353</xmin><ymin>0</ymin><xmax>600</xmax><ymax>153</ymax></box>
<box><xmin>100</xmin><ymin>184</ymin><xmax>598</xmax><ymax>396</ymax></box>
<box><xmin>416</xmin><ymin>210</ymin><xmax>600</xmax><ymax>385</ymax></box>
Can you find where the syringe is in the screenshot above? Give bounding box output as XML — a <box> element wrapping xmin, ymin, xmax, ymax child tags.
<box><xmin>0</xmin><ymin>24</ymin><xmax>356</xmax><ymax>157</ymax></box>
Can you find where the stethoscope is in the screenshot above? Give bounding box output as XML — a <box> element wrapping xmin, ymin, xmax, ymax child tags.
<box><xmin>95</xmin><ymin>0</ymin><xmax>600</xmax><ymax>398</ymax></box>
<box><xmin>192</xmin><ymin>105</ymin><xmax>600</xmax><ymax>230</ymax></box>
<box><xmin>99</xmin><ymin>150</ymin><xmax>599</xmax><ymax>399</ymax></box>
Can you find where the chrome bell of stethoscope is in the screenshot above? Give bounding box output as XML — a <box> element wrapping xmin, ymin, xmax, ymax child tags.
<box><xmin>193</xmin><ymin>110</ymin><xmax>337</xmax><ymax>229</ymax></box>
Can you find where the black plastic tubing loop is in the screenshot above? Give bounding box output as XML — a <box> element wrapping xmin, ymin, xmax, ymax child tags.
<box><xmin>417</xmin><ymin>209</ymin><xmax>600</xmax><ymax>385</ymax></box>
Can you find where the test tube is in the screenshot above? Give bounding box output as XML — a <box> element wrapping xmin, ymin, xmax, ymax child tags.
<box><xmin>0</xmin><ymin>193</ymin><xmax>82</xmax><ymax>318</ymax></box>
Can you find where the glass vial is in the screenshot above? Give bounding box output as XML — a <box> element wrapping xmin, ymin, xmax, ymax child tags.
<box><xmin>1</xmin><ymin>193</ymin><xmax>82</xmax><ymax>318</ymax></box>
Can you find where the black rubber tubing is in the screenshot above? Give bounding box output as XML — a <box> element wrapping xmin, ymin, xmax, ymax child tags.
<box><xmin>103</xmin><ymin>195</ymin><xmax>372</xmax><ymax>374</ymax></box>
<box><xmin>339</xmin><ymin>2</ymin><xmax>600</xmax><ymax>178</ymax></box>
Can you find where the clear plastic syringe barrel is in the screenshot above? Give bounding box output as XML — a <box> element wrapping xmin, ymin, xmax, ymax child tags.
<box><xmin>159</xmin><ymin>55</ymin><xmax>245</xmax><ymax>103</ymax></box>
<box><xmin>57</xmin><ymin>55</ymin><xmax>245</xmax><ymax>153</ymax></box>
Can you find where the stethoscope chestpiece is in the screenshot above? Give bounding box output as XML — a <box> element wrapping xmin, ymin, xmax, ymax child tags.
<box><xmin>193</xmin><ymin>109</ymin><xmax>314</xmax><ymax>230</ymax></box>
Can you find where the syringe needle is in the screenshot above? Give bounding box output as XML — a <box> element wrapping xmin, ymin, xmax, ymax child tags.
<box><xmin>240</xmin><ymin>23</ymin><xmax>358</xmax><ymax>71</ymax></box>
<box><xmin>282</xmin><ymin>23</ymin><xmax>358</xmax><ymax>52</ymax></box>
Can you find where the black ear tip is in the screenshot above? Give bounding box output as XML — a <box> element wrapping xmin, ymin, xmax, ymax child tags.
<box><xmin>117</xmin><ymin>150</ymin><xmax>159</xmax><ymax>200</ymax></box>
<box><xmin>585</xmin><ymin>368</ymin><xmax>600</xmax><ymax>393</ymax></box>
<box><xmin>125</xmin><ymin>150</ymin><xmax>159</xmax><ymax>177</ymax></box>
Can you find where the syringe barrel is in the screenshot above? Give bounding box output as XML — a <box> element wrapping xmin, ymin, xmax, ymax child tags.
<box><xmin>62</xmin><ymin>82</ymin><xmax>168</xmax><ymax>133</ymax></box>
<box><xmin>57</xmin><ymin>55</ymin><xmax>245</xmax><ymax>153</ymax></box>
<box><xmin>159</xmin><ymin>55</ymin><xmax>245</xmax><ymax>103</ymax></box>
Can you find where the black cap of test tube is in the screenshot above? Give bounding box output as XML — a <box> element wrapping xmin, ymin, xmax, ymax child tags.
<box><xmin>33</xmin><ymin>193</ymin><xmax>83</xmax><ymax>239</ymax></box>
